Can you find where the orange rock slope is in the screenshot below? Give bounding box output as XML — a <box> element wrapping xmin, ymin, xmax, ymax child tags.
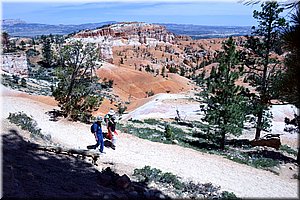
<box><xmin>95</xmin><ymin>62</ymin><xmax>193</xmax><ymax>113</ymax></box>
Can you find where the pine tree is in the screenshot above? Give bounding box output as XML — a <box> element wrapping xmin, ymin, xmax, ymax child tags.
<box><xmin>52</xmin><ymin>41</ymin><xmax>102</xmax><ymax>122</ymax></box>
<box><xmin>242</xmin><ymin>1</ymin><xmax>287</xmax><ymax>139</ymax></box>
<box><xmin>200</xmin><ymin>37</ymin><xmax>248</xmax><ymax>150</ymax></box>
<box><xmin>279</xmin><ymin>2</ymin><xmax>300</xmax><ymax>164</ymax></box>
<box><xmin>161</xmin><ymin>66</ymin><xmax>166</xmax><ymax>77</ymax></box>
<box><xmin>280</xmin><ymin>2</ymin><xmax>300</xmax><ymax>108</ymax></box>
<box><xmin>2</xmin><ymin>32</ymin><xmax>10</xmax><ymax>53</ymax></box>
<box><xmin>41</xmin><ymin>35</ymin><xmax>53</xmax><ymax>67</ymax></box>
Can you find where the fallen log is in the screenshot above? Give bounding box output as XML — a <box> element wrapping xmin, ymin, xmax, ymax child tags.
<box><xmin>27</xmin><ymin>143</ymin><xmax>101</xmax><ymax>165</ymax></box>
<box><xmin>175</xmin><ymin>109</ymin><xmax>194</xmax><ymax>128</ymax></box>
<box><xmin>250</xmin><ymin>134</ymin><xmax>281</xmax><ymax>150</ymax></box>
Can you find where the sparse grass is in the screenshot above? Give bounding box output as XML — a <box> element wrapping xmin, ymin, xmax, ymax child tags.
<box><xmin>119</xmin><ymin>120</ymin><xmax>281</xmax><ymax>171</ymax></box>
<box><xmin>226</xmin><ymin>151</ymin><xmax>280</xmax><ymax>169</ymax></box>
<box><xmin>128</xmin><ymin>119</ymin><xmax>143</xmax><ymax>123</ymax></box>
<box><xmin>250</xmin><ymin>157</ymin><xmax>279</xmax><ymax>168</ymax></box>
<box><xmin>117</xmin><ymin>123</ymin><xmax>169</xmax><ymax>143</ymax></box>
<box><xmin>7</xmin><ymin>112</ymin><xmax>51</xmax><ymax>141</ymax></box>
<box><xmin>225</xmin><ymin>153</ymin><xmax>249</xmax><ymax>165</ymax></box>
<box><xmin>133</xmin><ymin>165</ymin><xmax>238</xmax><ymax>199</ymax></box>
<box><xmin>1</xmin><ymin>74</ymin><xmax>52</xmax><ymax>96</ymax></box>
<box><xmin>143</xmin><ymin>118</ymin><xmax>163</xmax><ymax>125</ymax></box>
<box><xmin>279</xmin><ymin>144</ymin><xmax>298</xmax><ymax>156</ymax></box>
<box><xmin>1</xmin><ymin>74</ymin><xmax>21</xmax><ymax>88</ymax></box>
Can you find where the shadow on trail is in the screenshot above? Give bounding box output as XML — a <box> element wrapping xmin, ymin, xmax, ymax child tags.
<box><xmin>2</xmin><ymin>129</ymin><xmax>168</xmax><ymax>199</ymax></box>
<box><xmin>245</xmin><ymin>150</ymin><xmax>297</xmax><ymax>163</ymax></box>
<box><xmin>181</xmin><ymin>137</ymin><xmax>296</xmax><ymax>163</ymax></box>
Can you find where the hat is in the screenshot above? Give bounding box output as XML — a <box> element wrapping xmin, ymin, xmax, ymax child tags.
<box><xmin>108</xmin><ymin>109</ymin><xmax>115</xmax><ymax>116</ymax></box>
<box><xmin>96</xmin><ymin>116</ymin><xmax>103</xmax><ymax>121</ymax></box>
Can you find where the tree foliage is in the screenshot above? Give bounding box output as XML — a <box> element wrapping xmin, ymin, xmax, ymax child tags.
<box><xmin>280</xmin><ymin>2</ymin><xmax>300</xmax><ymax>108</ymax></box>
<box><xmin>242</xmin><ymin>1</ymin><xmax>287</xmax><ymax>139</ymax></box>
<box><xmin>199</xmin><ymin>37</ymin><xmax>248</xmax><ymax>150</ymax></box>
<box><xmin>1</xmin><ymin>32</ymin><xmax>16</xmax><ymax>53</ymax></box>
<box><xmin>41</xmin><ymin>35</ymin><xmax>53</xmax><ymax>67</ymax></box>
<box><xmin>52</xmin><ymin>41</ymin><xmax>102</xmax><ymax>122</ymax></box>
<box><xmin>2</xmin><ymin>32</ymin><xmax>10</xmax><ymax>53</ymax></box>
<box><xmin>279</xmin><ymin>1</ymin><xmax>300</xmax><ymax>164</ymax></box>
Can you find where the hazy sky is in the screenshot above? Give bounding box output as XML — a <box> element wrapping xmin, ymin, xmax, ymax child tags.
<box><xmin>2</xmin><ymin>0</ymin><xmax>287</xmax><ymax>26</ymax></box>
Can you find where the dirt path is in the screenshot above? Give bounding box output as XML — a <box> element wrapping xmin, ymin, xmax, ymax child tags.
<box><xmin>1</xmin><ymin>88</ymin><xmax>298</xmax><ymax>198</ymax></box>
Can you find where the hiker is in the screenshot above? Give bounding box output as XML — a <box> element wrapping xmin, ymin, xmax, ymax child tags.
<box><xmin>104</xmin><ymin>109</ymin><xmax>118</xmax><ymax>149</ymax></box>
<box><xmin>91</xmin><ymin>116</ymin><xmax>105</xmax><ymax>153</ymax></box>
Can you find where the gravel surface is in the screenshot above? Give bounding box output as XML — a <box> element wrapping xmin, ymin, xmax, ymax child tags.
<box><xmin>1</xmin><ymin>86</ymin><xmax>298</xmax><ymax>198</ymax></box>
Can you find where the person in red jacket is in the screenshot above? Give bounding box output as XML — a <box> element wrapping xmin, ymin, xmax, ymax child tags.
<box><xmin>104</xmin><ymin>109</ymin><xmax>118</xmax><ymax>150</ymax></box>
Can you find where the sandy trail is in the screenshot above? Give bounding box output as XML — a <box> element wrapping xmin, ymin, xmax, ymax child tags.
<box><xmin>1</xmin><ymin>89</ymin><xmax>298</xmax><ymax>198</ymax></box>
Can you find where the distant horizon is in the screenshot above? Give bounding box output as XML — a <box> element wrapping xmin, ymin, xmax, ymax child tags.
<box><xmin>2</xmin><ymin>18</ymin><xmax>253</xmax><ymax>27</ymax></box>
<box><xmin>2</xmin><ymin>1</ymin><xmax>274</xmax><ymax>27</ymax></box>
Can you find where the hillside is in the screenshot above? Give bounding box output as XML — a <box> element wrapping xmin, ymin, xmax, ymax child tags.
<box><xmin>1</xmin><ymin>19</ymin><xmax>299</xmax><ymax>199</ymax></box>
<box><xmin>1</xmin><ymin>85</ymin><xmax>298</xmax><ymax>198</ymax></box>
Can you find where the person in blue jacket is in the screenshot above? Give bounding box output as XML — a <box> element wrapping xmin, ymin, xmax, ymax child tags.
<box><xmin>91</xmin><ymin>116</ymin><xmax>105</xmax><ymax>153</ymax></box>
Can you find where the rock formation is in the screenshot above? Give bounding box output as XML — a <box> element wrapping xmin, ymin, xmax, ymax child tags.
<box><xmin>1</xmin><ymin>53</ymin><xmax>28</xmax><ymax>77</ymax></box>
<box><xmin>70</xmin><ymin>22</ymin><xmax>176</xmax><ymax>63</ymax></box>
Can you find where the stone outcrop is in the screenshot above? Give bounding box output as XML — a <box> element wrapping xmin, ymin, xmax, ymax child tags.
<box><xmin>74</xmin><ymin>22</ymin><xmax>175</xmax><ymax>44</ymax></box>
<box><xmin>70</xmin><ymin>22</ymin><xmax>176</xmax><ymax>63</ymax></box>
<box><xmin>1</xmin><ymin>53</ymin><xmax>28</xmax><ymax>77</ymax></box>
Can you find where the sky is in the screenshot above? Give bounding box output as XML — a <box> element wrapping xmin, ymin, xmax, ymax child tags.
<box><xmin>1</xmin><ymin>0</ymin><xmax>289</xmax><ymax>26</ymax></box>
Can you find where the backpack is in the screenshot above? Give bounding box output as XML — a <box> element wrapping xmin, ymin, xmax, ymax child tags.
<box><xmin>109</xmin><ymin>118</ymin><xmax>116</xmax><ymax>132</ymax></box>
<box><xmin>91</xmin><ymin>122</ymin><xmax>98</xmax><ymax>133</ymax></box>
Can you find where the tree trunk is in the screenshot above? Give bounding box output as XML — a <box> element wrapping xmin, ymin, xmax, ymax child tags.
<box><xmin>297</xmin><ymin>147</ymin><xmax>300</xmax><ymax>165</ymax></box>
<box><xmin>297</xmin><ymin>112</ymin><xmax>300</xmax><ymax>164</ymax></box>
<box><xmin>255</xmin><ymin>109</ymin><xmax>263</xmax><ymax>139</ymax></box>
<box><xmin>28</xmin><ymin>144</ymin><xmax>100</xmax><ymax>165</ymax></box>
<box><xmin>220</xmin><ymin>130</ymin><xmax>226</xmax><ymax>150</ymax></box>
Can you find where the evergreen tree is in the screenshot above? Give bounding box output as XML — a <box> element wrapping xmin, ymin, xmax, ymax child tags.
<box><xmin>161</xmin><ymin>66</ymin><xmax>166</xmax><ymax>77</ymax></box>
<box><xmin>280</xmin><ymin>2</ymin><xmax>300</xmax><ymax>108</ymax></box>
<box><xmin>242</xmin><ymin>1</ymin><xmax>287</xmax><ymax>139</ymax></box>
<box><xmin>279</xmin><ymin>2</ymin><xmax>300</xmax><ymax>164</ymax></box>
<box><xmin>20</xmin><ymin>40</ymin><xmax>26</xmax><ymax>50</ymax></box>
<box><xmin>2</xmin><ymin>32</ymin><xmax>10</xmax><ymax>53</ymax></box>
<box><xmin>52</xmin><ymin>41</ymin><xmax>102</xmax><ymax>122</ymax></box>
<box><xmin>41</xmin><ymin>35</ymin><xmax>53</xmax><ymax>67</ymax></box>
<box><xmin>199</xmin><ymin>37</ymin><xmax>248</xmax><ymax>150</ymax></box>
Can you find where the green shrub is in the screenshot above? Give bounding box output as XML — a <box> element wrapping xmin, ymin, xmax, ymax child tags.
<box><xmin>160</xmin><ymin>172</ymin><xmax>184</xmax><ymax>189</ymax></box>
<box><xmin>279</xmin><ymin>144</ymin><xmax>298</xmax><ymax>156</ymax></box>
<box><xmin>26</xmin><ymin>48</ymin><xmax>39</xmax><ymax>57</ymax></box>
<box><xmin>226</xmin><ymin>155</ymin><xmax>249</xmax><ymax>165</ymax></box>
<box><xmin>164</xmin><ymin>123</ymin><xmax>173</xmax><ymax>140</ymax></box>
<box><xmin>130</xmin><ymin>119</ymin><xmax>143</xmax><ymax>123</ymax></box>
<box><xmin>250</xmin><ymin>157</ymin><xmax>279</xmax><ymax>168</ymax></box>
<box><xmin>7</xmin><ymin>112</ymin><xmax>51</xmax><ymax>141</ymax></box>
<box><xmin>221</xmin><ymin>191</ymin><xmax>239</xmax><ymax>199</ymax></box>
<box><xmin>144</xmin><ymin>118</ymin><xmax>161</xmax><ymax>125</ymax></box>
<box><xmin>21</xmin><ymin>78</ymin><xmax>27</xmax><ymax>87</ymax></box>
<box><xmin>12</xmin><ymin>75</ymin><xmax>20</xmax><ymax>84</ymax></box>
<box><xmin>133</xmin><ymin>166</ymin><xmax>162</xmax><ymax>183</ymax></box>
<box><xmin>133</xmin><ymin>166</ymin><xmax>183</xmax><ymax>189</ymax></box>
<box><xmin>108</xmin><ymin>79</ymin><xmax>114</xmax><ymax>88</ymax></box>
